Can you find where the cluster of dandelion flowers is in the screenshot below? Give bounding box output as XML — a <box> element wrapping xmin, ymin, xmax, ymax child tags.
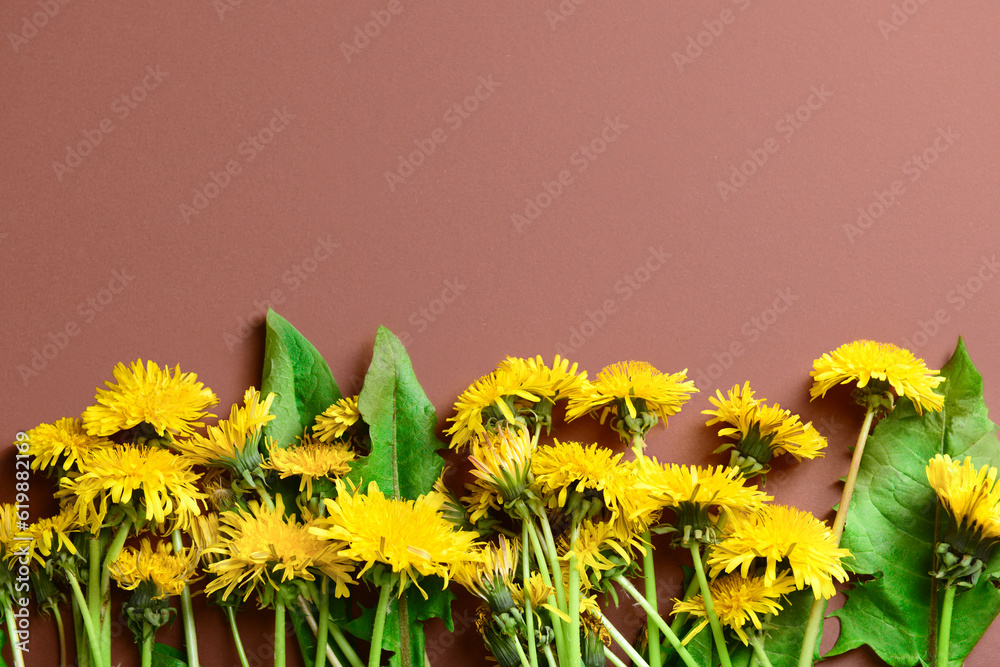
<box><xmin>25</xmin><ymin>418</ymin><xmax>112</xmax><ymax>473</ymax></box>
<box><xmin>263</xmin><ymin>437</ymin><xmax>355</xmax><ymax>498</ymax></box>
<box><xmin>110</xmin><ymin>539</ymin><xmax>199</xmax><ymax>599</ymax></box>
<box><xmin>703</xmin><ymin>382</ymin><xmax>827</xmax><ymax>474</ymax></box>
<box><xmin>671</xmin><ymin>572</ymin><xmax>797</xmax><ymax>646</ymax></box>
<box><xmin>708</xmin><ymin>504</ymin><xmax>850</xmax><ymax>600</ymax></box>
<box><xmin>174</xmin><ymin>388</ymin><xmax>275</xmax><ymax>476</ymax></box>
<box><xmin>810</xmin><ymin>340</ymin><xmax>945</xmax><ymax>414</ymax></box>
<box><xmin>927</xmin><ymin>455</ymin><xmax>1000</xmax><ymax>581</ymax></box>
<box><xmin>206</xmin><ymin>497</ymin><xmax>354</xmax><ymax>603</ymax></box>
<box><xmin>313</xmin><ymin>395</ymin><xmax>361</xmax><ymax>443</ymax></box>
<box><xmin>565</xmin><ymin>361</ymin><xmax>697</xmax><ymax>445</ymax></box>
<box><xmin>58</xmin><ymin>444</ymin><xmax>206</xmax><ymax>532</ymax></box>
<box><xmin>81</xmin><ymin>359</ymin><xmax>219</xmax><ymax>440</ymax></box>
<box><xmin>311</xmin><ymin>481</ymin><xmax>481</xmax><ymax>597</ymax></box>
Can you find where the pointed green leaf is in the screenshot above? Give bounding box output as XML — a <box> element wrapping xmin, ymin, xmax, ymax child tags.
<box><xmin>761</xmin><ymin>589</ymin><xmax>820</xmax><ymax>667</ymax></box>
<box><xmin>383</xmin><ymin>582</ymin><xmax>456</xmax><ymax>667</ymax></box>
<box><xmin>347</xmin><ymin>326</ymin><xmax>445</xmax><ymax>499</ymax></box>
<box><xmin>829</xmin><ymin>339</ymin><xmax>1000</xmax><ymax>666</ymax></box>
<box><xmin>151</xmin><ymin>642</ymin><xmax>189</xmax><ymax>666</ymax></box>
<box><xmin>0</xmin><ymin>622</ymin><xmax>9</xmax><ymax>667</ymax></box>
<box><xmin>261</xmin><ymin>309</ymin><xmax>341</xmax><ymax>447</ymax></box>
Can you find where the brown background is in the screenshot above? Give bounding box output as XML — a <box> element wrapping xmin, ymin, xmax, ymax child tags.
<box><xmin>3</xmin><ymin>1</ymin><xmax>1000</xmax><ymax>665</ymax></box>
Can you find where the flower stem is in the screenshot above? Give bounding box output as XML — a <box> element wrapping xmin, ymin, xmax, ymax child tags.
<box><xmin>2</xmin><ymin>602</ymin><xmax>25</xmax><ymax>667</ymax></box>
<box><xmin>541</xmin><ymin>643</ymin><xmax>558</xmax><ymax>667</ymax></box>
<box><xmin>595</xmin><ymin>610</ymin><xmax>651</xmax><ymax>667</ymax></box>
<box><xmin>172</xmin><ymin>530</ymin><xmax>200</xmax><ymax>667</ymax></box>
<box><xmin>604</xmin><ymin>646</ymin><xmax>630</xmax><ymax>667</ymax></box>
<box><xmin>642</xmin><ymin>531</ymin><xmax>661</xmax><ymax>667</ymax></box>
<box><xmin>749</xmin><ymin>635</ymin><xmax>774</xmax><ymax>667</ymax></box>
<box><xmin>612</xmin><ymin>575</ymin><xmax>699</xmax><ymax>667</ymax></box>
<box><xmin>86</xmin><ymin>535</ymin><xmax>102</xmax><ymax>665</ymax></box>
<box><xmin>52</xmin><ymin>603</ymin><xmax>68</xmax><ymax>667</ymax></box>
<box><xmin>937</xmin><ymin>585</ymin><xmax>956</xmax><ymax>667</ymax></box>
<box><xmin>245</xmin><ymin>471</ymin><xmax>276</xmax><ymax>511</ymax></box>
<box><xmin>225</xmin><ymin>606</ymin><xmax>251</xmax><ymax>667</ymax></box>
<box><xmin>535</xmin><ymin>508</ymin><xmax>570</xmax><ymax>637</ymax></box>
<box><xmin>274</xmin><ymin>600</ymin><xmax>287</xmax><ymax>667</ymax></box>
<box><xmin>66</xmin><ymin>571</ymin><xmax>103</xmax><ymax>667</ymax></box>
<box><xmin>141</xmin><ymin>621</ymin><xmax>154</xmax><ymax>667</ymax></box>
<box><xmin>71</xmin><ymin>584</ymin><xmax>88</xmax><ymax>667</ymax></box>
<box><xmin>100</xmin><ymin>518</ymin><xmax>133</xmax><ymax>666</ymax></box>
<box><xmin>690</xmin><ymin>544</ymin><xmax>732</xmax><ymax>667</ymax></box>
<box><xmin>512</xmin><ymin>636</ymin><xmax>533</xmax><ymax>667</ymax></box>
<box><xmin>567</xmin><ymin>521</ymin><xmax>582</xmax><ymax>667</ymax></box>
<box><xmin>368</xmin><ymin>583</ymin><xmax>393</xmax><ymax>667</ymax></box>
<box><xmin>314</xmin><ymin>581</ymin><xmax>330</xmax><ymax>667</ymax></box>
<box><xmin>518</xmin><ymin>505</ymin><xmax>568</xmax><ymax>666</ymax></box>
<box><xmin>522</xmin><ymin>520</ymin><xmax>539</xmax><ymax>667</ymax></box>
<box><xmin>799</xmin><ymin>407</ymin><xmax>875</xmax><ymax>667</ymax></box>
<box><xmin>328</xmin><ymin>623</ymin><xmax>364</xmax><ymax>667</ymax></box>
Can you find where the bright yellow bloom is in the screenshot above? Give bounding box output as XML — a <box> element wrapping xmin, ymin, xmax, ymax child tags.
<box><xmin>461</xmin><ymin>479</ymin><xmax>502</xmax><ymax>525</ymax></box>
<box><xmin>9</xmin><ymin>505</ymin><xmax>79</xmax><ymax>568</ymax></box>
<box><xmin>565</xmin><ymin>361</ymin><xmax>697</xmax><ymax>445</ymax></box>
<box><xmin>189</xmin><ymin>512</ymin><xmax>224</xmax><ymax>566</ymax></box>
<box><xmin>58</xmin><ymin>444</ymin><xmax>205</xmax><ymax>532</ymax></box>
<box><xmin>0</xmin><ymin>504</ymin><xmax>28</xmax><ymax>567</ymax></box>
<box><xmin>513</xmin><ymin>572</ymin><xmax>569</xmax><ymax>622</ymax></box>
<box><xmin>496</xmin><ymin>355</ymin><xmax>588</xmax><ymax>402</ymax></box>
<box><xmin>703</xmin><ymin>383</ymin><xmax>827</xmax><ymax>471</ymax></box>
<box><xmin>927</xmin><ymin>455</ymin><xmax>1000</xmax><ymax>553</ymax></box>
<box><xmin>560</xmin><ymin>519</ymin><xmax>639</xmax><ymax>579</ymax></box>
<box><xmin>708</xmin><ymin>505</ymin><xmax>850</xmax><ymax>599</ymax></box>
<box><xmin>312</xmin><ymin>481</ymin><xmax>481</xmax><ymax>597</ymax></box>
<box><xmin>206</xmin><ymin>497</ymin><xmax>354</xmax><ymax>603</ymax></box>
<box><xmin>26</xmin><ymin>418</ymin><xmax>111</xmax><ymax>472</ymax></box>
<box><xmin>532</xmin><ymin>441</ymin><xmax>632</xmax><ymax>520</ymax></box>
<box><xmin>263</xmin><ymin>437</ymin><xmax>355</xmax><ymax>497</ymax></box>
<box><xmin>634</xmin><ymin>459</ymin><xmax>770</xmax><ymax>516</ymax></box>
<box><xmin>314</xmin><ymin>396</ymin><xmax>361</xmax><ymax>443</ymax></box>
<box><xmin>110</xmin><ymin>538</ymin><xmax>198</xmax><ymax>599</ymax></box>
<box><xmin>174</xmin><ymin>388</ymin><xmax>275</xmax><ymax>476</ymax></box>
<box><xmin>82</xmin><ymin>360</ymin><xmax>219</xmax><ymax>438</ymax></box>
<box><xmin>810</xmin><ymin>340</ymin><xmax>945</xmax><ymax>414</ymax></box>
<box><xmin>453</xmin><ymin>536</ymin><xmax>517</xmax><ymax>606</ymax></box>
<box><xmin>469</xmin><ymin>427</ymin><xmax>534</xmax><ymax>505</ymax></box>
<box><xmin>672</xmin><ymin>572</ymin><xmax>797</xmax><ymax>646</ymax></box>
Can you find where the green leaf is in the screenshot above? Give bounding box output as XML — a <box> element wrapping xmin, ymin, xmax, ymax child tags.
<box><xmin>261</xmin><ymin>309</ymin><xmax>341</xmax><ymax>447</ymax></box>
<box><xmin>382</xmin><ymin>582</ymin><xmax>456</xmax><ymax>667</ymax></box>
<box><xmin>0</xmin><ymin>621</ymin><xmax>8</xmax><ymax>667</ymax></box>
<box><xmin>347</xmin><ymin>326</ymin><xmax>445</xmax><ymax>500</ymax></box>
<box><xmin>829</xmin><ymin>338</ymin><xmax>1000</xmax><ymax>666</ymax></box>
<box><xmin>289</xmin><ymin>604</ymin><xmax>318</xmax><ymax>667</ymax></box>
<box><xmin>151</xmin><ymin>642</ymin><xmax>189</xmax><ymax>666</ymax></box>
<box><xmin>761</xmin><ymin>589</ymin><xmax>820</xmax><ymax>667</ymax></box>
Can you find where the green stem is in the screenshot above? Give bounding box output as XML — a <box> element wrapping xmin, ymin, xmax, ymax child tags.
<box><xmin>799</xmin><ymin>407</ymin><xmax>875</xmax><ymax>667</ymax></box>
<box><xmin>2</xmin><ymin>602</ymin><xmax>25</xmax><ymax>667</ymax></box>
<box><xmin>71</xmin><ymin>584</ymin><xmax>88</xmax><ymax>667</ymax></box>
<box><xmin>535</xmin><ymin>508</ymin><xmax>570</xmax><ymax>635</ymax></box>
<box><xmin>225</xmin><ymin>606</ymin><xmax>251</xmax><ymax>667</ymax></box>
<box><xmin>613</xmin><ymin>575</ymin><xmax>699</xmax><ymax>667</ymax></box>
<box><xmin>329</xmin><ymin>622</ymin><xmax>365</xmax><ymax>667</ymax></box>
<box><xmin>245</xmin><ymin>471</ymin><xmax>276</xmax><ymax>511</ymax></box>
<box><xmin>101</xmin><ymin>518</ymin><xmax>133</xmax><ymax>667</ymax></box>
<box><xmin>512</xmin><ymin>637</ymin><xmax>532</xmax><ymax>667</ymax></box>
<box><xmin>690</xmin><ymin>544</ymin><xmax>732</xmax><ymax>667</ymax></box>
<box><xmin>668</xmin><ymin>570</ymin><xmax>701</xmax><ymax>640</ymax></box>
<box><xmin>275</xmin><ymin>600</ymin><xmax>287</xmax><ymax>667</ymax></box>
<box><xmin>541</xmin><ymin>643</ymin><xmax>558</xmax><ymax>667</ymax></box>
<box><xmin>172</xmin><ymin>530</ymin><xmax>200</xmax><ymax>667</ymax></box>
<box><xmin>314</xmin><ymin>582</ymin><xmax>330</xmax><ymax>667</ymax></box>
<box><xmin>368</xmin><ymin>582</ymin><xmax>393</xmax><ymax>667</ymax></box>
<box><xmin>52</xmin><ymin>603</ymin><xmax>68</xmax><ymax>667</ymax></box>
<box><xmin>642</xmin><ymin>531</ymin><xmax>661</xmax><ymax>667</ymax></box>
<box><xmin>66</xmin><ymin>571</ymin><xmax>103</xmax><ymax>667</ymax></box>
<box><xmin>937</xmin><ymin>585</ymin><xmax>956</xmax><ymax>667</ymax></box>
<box><xmin>86</xmin><ymin>536</ymin><xmax>102</xmax><ymax>666</ymax></box>
<box><xmin>141</xmin><ymin>621</ymin><xmax>154</xmax><ymax>667</ymax></box>
<box><xmin>749</xmin><ymin>635</ymin><xmax>774</xmax><ymax>667</ymax></box>
<box><xmin>604</xmin><ymin>646</ymin><xmax>629</xmax><ymax>667</ymax></box>
<box><xmin>596</xmin><ymin>610</ymin><xmax>651</xmax><ymax>667</ymax></box>
<box><xmin>518</xmin><ymin>506</ymin><xmax>568</xmax><ymax>666</ymax></box>
<box><xmin>522</xmin><ymin>520</ymin><xmax>538</xmax><ymax>667</ymax></box>
<box><xmin>567</xmin><ymin>522</ymin><xmax>582</xmax><ymax>667</ymax></box>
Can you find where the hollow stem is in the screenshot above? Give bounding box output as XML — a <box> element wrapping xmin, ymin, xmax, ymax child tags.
<box><xmin>274</xmin><ymin>600</ymin><xmax>287</xmax><ymax>667</ymax></box>
<box><xmin>567</xmin><ymin>521</ymin><xmax>582</xmax><ymax>667</ymax></box>
<box><xmin>595</xmin><ymin>610</ymin><xmax>651</xmax><ymax>667</ymax></box>
<box><xmin>171</xmin><ymin>530</ymin><xmax>200</xmax><ymax>667</ymax></box>
<box><xmin>314</xmin><ymin>581</ymin><xmax>330</xmax><ymax>667</ymax></box>
<box><xmin>225</xmin><ymin>606</ymin><xmax>251</xmax><ymax>667</ymax></box>
<box><xmin>612</xmin><ymin>575</ymin><xmax>699</xmax><ymax>667</ymax></box>
<box><xmin>66</xmin><ymin>571</ymin><xmax>102</xmax><ymax>667</ymax></box>
<box><xmin>522</xmin><ymin>520</ymin><xmax>538</xmax><ymax>667</ymax></box>
<box><xmin>643</xmin><ymin>531</ymin><xmax>661</xmax><ymax>667</ymax></box>
<box><xmin>518</xmin><ymin>505</ymin><xmax>568</xmax><ymax>665</ymax></box>
<box><xmin>368</xmin><ymin>583</ymin><xmax>393</xmax><ymax>667</ymax></box>
<box><xmin>937</xmin><ymin>585</ymin><xmax>956</xmax><ymax>667</ymax></box>
<box><xmin>141</xmin><ymin>621</ymin><xmax>154</xmax><ymax>667</ymax></box>
<box><xmin>690</xmin><ymin>544</ymin><xmax>732</xmax><ymax>667</ymax></box>
<box><xmin>749</xmin><ymin>635</ymin><xmax>774</xmax><ymax>667</ymax></box>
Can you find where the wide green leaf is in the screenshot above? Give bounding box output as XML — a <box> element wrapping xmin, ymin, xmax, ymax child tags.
<box><xmin>829</xmin><ymin>339</ymin><xmax>1000</xmax><ymax>666</ymax></box>
<box><xmin>151</xmin><ymin>642</ymin><xmax>188</xmax><ymax>666</ymax></box>
<box><xmin>261</xmin><ymin>309</ymin><xmax>341</xmax><ymax>447</ymax></box>
<box><xmin>0</xmin><ymin>623</ymin><xmax>8</xmax><ymax>667</ymax></box>
<box><xmin>347</xmin><ymin>326</ymin><xmax>445</xmax><ymax>499</ymax></box>
<box><xmin>761</xmin><ymin>589</ymin><xmax>820</xmax><ymax>667</ymax></box>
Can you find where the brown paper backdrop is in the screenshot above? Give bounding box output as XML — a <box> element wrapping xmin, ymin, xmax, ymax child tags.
<box><xmin>3</xmin><ymin>1</ymin><xmax>1000</xmax><ymax>665</ymax></box>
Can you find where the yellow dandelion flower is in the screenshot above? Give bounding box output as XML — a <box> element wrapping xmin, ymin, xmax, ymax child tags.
<box><xmin>82</xmin><ymin>360</ymin><xmax>219</xmax><ymax>439</ymax></box>
<box><xmin>58</xmin><ymin>444</ymin><xmax>205</xmax><ymax>532</ymax></box>
<box><xmin>26</xmin><ymin>418</ymin><xmax>111</xmax><ymax>472</ymax></box>
<box><xmin>703</xmin><ymin>382</ymin><xmax>827</xmax><ymax>475</ymax></box>
<box><xmin>206</xmin><ymin>497</ymin><xmax>354</xmax><ymax>603</ymax></box>
<box><xmin>461</xmin><ymin>479</ymin><xmax>503</xmax><ymax>525</ymax></box>
<box><xmin>532</xmin><ymin>441</ymin><xmax>631</xmax><ymax>520</ymax></box>
<box><xmin>189</xmin><ymin>512</ymin><xmax>224</xmax><ymax>566</ymax></box>
<box><xmin>263</xmin><ymin>437</ymin><xmax>355</xmax><ymax>497</ymax></box>
<box><xmin>110</xmin><ymin>538</ymin><xmax>198</xmax><ymax>599</ymax></box>
<box><xmin>314</xmin><ymin>396</ymin><xmax>361</xmax><ymax>443</ymax></box>
<box><xmin>9</xmin><ymin>505</ymin><xmax>80</xmax><ymax>568</ymax></box>
<box><xmin>565</xmin><ymin>361</ymin><xmax>698</xmax><ymax>445</ymax></box>
<box><xmin>0</xmin><ymin>504</ymin><xmax>29</xmax><ymax>568</ymax></box>
<box><xmin>312</xmin><ymin>481</ymin><xmax>481</xmax><ymax>597</ymax></box>
<box><xmin>810</xmin><ymin>340</ymin><xmax>945</xmax><ymax>414</ymax></box>
<box><xmin>453</xmin><ymin>536</ymin><xmax>517</xmax><ymax>612</ymax></box>
<box><xmin>708</xmin><ymin>505</ymin><xmax>850</xmax><ymax>599</ymax></box>
<box><xmin>496</xmin><ymin>355</ymin><xmax>588</xmax><ymax>402</ymax></box>
<box><xmin>469</xmin><ymin>427</ymin><xmax>534</xmax><ymax>506</ymax></box>
<box><xmin>174</xmin><ymin>388</ymin><xmax>275</xmax><ymax>477</ymax></box>
<box><xmin>560</xmin><ymin>519</ymin><xmax>639</xmax><ymax>579</ymax></box>
<box><xmin>672</xmin><ymin>572</ymin><xmax>797</xmax><ymax>646</ymax></box>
